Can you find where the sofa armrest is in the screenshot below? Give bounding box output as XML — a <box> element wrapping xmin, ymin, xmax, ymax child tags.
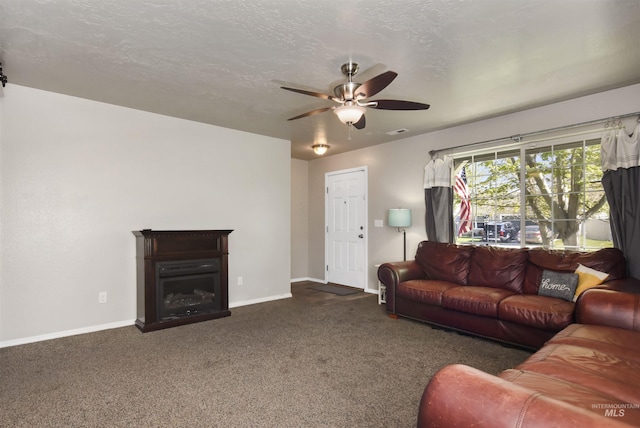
<box><xmin>377</xmin><ymin>261</ymin><xmax>424</xmax><ymax>314</ymax></box>
<box><xmin>417</xmin><ymin>364</ymin><xmax>628</xmax><ymax>428</ymax></box>
<box><xmin>576</xmin><ymin>277</ymin><xmax>640</xmax><ymax>331</ymax></box>
<box><xmin>378</xmin><ymin>260</ymin><xmax>424</xmax><ymax>287</ymax></box>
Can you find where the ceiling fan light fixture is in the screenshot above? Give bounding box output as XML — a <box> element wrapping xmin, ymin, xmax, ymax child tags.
<box><xmin>334</xmin><ymin>104</ymin><xmax>365</xmax><ymax>125</ymax></box>
<box><xmin>312</xmin><ymin>143</ymin><xmax>329</xmax><ymax>155</ymax></box>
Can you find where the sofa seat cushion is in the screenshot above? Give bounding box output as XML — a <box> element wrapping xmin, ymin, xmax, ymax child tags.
<box><xmin>499</xmin><ymin>369</ymin><xmax>640</xmax><ymax>424</ymax></box>
<box><xmin>397</xmin><ymin>280</ymin><xmax>458</xmax><ymax>306</ymax></box>
<box><xmin>499</xmin><ymin>295</ymin><xmax>574</xmax><ymax>331</ymax></box>
<box><xmin>548</xmin><ymin>323</ymin><xmax>640</xmax><ymax>363</ymax></box>
<box><xmin>442</xmin><ymin>286</ymin><xmax>515</xmax><ymax>317</ymax></box>
<box><xmin>515</xmin><ymin>342</ymin><xmax>640</xmax><ymax>407</ymax></box>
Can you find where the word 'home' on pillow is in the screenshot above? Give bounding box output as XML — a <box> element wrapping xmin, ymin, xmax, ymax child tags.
<box><xmin>538</xmin><ymin>270</ymin><xmax>579</xmax><ymax>302</ymax></box>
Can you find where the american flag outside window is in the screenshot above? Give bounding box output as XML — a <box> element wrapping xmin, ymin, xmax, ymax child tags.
<box><xmin>454</xmin><ymin>167</ymin><xmax>472</xmax><ymax>236</ymax></box>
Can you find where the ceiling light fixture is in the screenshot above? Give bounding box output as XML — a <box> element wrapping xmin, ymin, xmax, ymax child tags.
<box><xmin>334</xmin><ymin>103</ymin><xmax>365</xmax><ymax>125</ymax></box>
<box><xmin>312</xmin><ymin>143</ymin><xmax>329</xmax><ymax>155</ymax></box>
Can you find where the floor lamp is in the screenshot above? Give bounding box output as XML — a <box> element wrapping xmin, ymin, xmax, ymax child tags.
<box><xmin>388</xmin><ymin>208</ymin><xmax>412</xmax><ymax>261</ymax></box>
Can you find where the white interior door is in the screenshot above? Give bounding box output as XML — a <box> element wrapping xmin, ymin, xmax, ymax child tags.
<box><xmin>326</xmin><ymin>167</ymin><xmax>367</xmax><ymax>289</ymax></box>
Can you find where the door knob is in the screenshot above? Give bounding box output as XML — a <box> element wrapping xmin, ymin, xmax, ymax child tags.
<box><xmin>358</xmin><ymin>234</ymin><xmax>364</xmax><ymax>238</ymax></box>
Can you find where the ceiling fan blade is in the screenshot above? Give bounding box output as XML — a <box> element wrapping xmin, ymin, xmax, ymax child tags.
<box><xmin>354</xmin><ymin>71</ymin><xmax>398</xmax><ymax>98</ymax></box>
<box><xmin>353</xmin><ymin>114</ymin><xmax>366</xmax><ymax>130</ymax></box>
<box><xmin>281</xmin><ymin>86</ymin><xmax>336</xmax><ymax>101</ymax></box>
<box><xmin>370</xmin><ymin>99</ymin><xmax>431</xmax><ymax>110</ymax></box>
<box><xmin>287</xmin><ymin>106</ymin><xmax>333</xmax><ymax>121</ymax></box>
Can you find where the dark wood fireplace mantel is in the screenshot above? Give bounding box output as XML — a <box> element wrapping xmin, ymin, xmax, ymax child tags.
<box><xmin>133</xmin><ymin>229</ymin><xmax>233</xmax><ymax>332</ymax></box>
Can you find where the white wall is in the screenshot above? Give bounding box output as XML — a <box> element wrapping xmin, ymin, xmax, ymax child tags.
<box><xmin>305</xmin><ymin>83</ymin><xmax>640</xmax><ymax>288</ymax></box>
<box><xmin>290</xmin><ymin>159</ymin><xmax>309</xmax><ymax>281</ymax></box>
<box><xmin>0</xmin><ymin>85</ymin><xmax>291</xmax><ymax>346</ymax></box>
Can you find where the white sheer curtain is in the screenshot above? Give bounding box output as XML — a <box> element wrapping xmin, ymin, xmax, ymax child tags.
<box><xmin>601</xmin><ymin>122</ymin><xmax>640</xmax><ymax>279</ymax></box>
<box><xmin>424</xmin><ymin>155</ymin><xmax>454</xmax><ymax>243</ymax></box>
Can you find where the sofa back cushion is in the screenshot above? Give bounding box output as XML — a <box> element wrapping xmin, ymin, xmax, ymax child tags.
<box><xmin>468</xmin><ymin>246</ymin><xmax>528</xmax><ymax>293</ymax></box>
<box><xmin>415</xmin><ymin>241</ymin><xmax>474</xmax><ymax>285</ymax></box>
<box><xmin>524</xmin><ymin>247</ymin><xmax>626</xmax><ymax>295</ymax></box>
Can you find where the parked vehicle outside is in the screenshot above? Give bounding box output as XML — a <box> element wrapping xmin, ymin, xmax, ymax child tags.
<box><xmin>459</xmin><ymin>227</ymin><xmax>485</xmax><ymax>239</ymax></box>
<box><xmin>518</xmin><ymin>225</ymin><xmax>543</xmax><ymax>243</ymax></box>
<box><xmin>517</xmin><ymin>224</ymin><xmax>555</xmax><ymax>244</ymax></box>
<box><xmin>483</xmin><ymin>222</ymin><xmax>518</xmax><ymax>243</ymax></box>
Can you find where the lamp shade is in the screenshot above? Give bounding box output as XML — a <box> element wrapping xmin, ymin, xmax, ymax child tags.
<box><xmin>388</xmin><ymin>208</ymin><xmax>412</xmax><ymax>228</ymax></box>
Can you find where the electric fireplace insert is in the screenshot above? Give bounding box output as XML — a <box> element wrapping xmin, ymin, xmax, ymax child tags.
<box><xmin>157</xmin><ymin>258</ymin><xmax>221</xmax><ymax>321</ymax></box>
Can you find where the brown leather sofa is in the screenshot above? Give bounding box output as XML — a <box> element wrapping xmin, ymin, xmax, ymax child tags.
<box><xmin>377</xmin><ymin>240</ymin><xmax>627</xmax><ymax>349</ymax></box>
<box><xmin>378</xmin><ymin>241</ymin><xmax>640</xmax><ymax>426</ymax></box>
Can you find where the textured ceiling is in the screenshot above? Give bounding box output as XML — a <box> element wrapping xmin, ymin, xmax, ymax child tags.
<box><xmin>1</xmin><ymin>0</ymin><xmax>640</xmax><ymax>160</ymax></box>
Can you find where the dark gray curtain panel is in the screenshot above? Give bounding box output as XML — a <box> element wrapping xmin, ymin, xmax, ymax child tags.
<box><xmin>424</xmin><ymin>156</ymin><xmax>454</xmax><ymax>243</ymax></box>
<box><xmin>601</xmin><ymin>123</ymin><xmax>640</xmax><ymax>280</ymax></box>
<box><xmin>425</xmin><ymin>187</ymin><xmax>454</xmax><ymax>243</ymax></box>
<box><xmin>602</xmin><ymin>166</ymin><xmax>640</xmax><ymax>280</ymax></box>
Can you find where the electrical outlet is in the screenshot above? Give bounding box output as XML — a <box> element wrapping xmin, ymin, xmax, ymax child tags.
<box><xmin>98</xmin><ymin>292</ymin><xmax>107</xmax><ymax>304</ymax></box>
<box><xmin>237</xmin><ymin>276</ymin><xmax>243</xmax><ymax>286</ymax></box>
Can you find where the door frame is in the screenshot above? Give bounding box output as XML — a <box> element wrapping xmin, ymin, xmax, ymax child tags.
<box><xmin>324</xmin><ymin>166</ymin><xmax>369</xmax><ymax>290</ymax></box>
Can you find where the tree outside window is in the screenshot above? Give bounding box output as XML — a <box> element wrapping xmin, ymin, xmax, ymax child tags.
<box><xmin>454</xmin><ymin>136</ymin><xmax>611</xmax><ymax>250</ymax></box>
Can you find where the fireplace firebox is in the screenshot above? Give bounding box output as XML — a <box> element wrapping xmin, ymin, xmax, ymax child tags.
<box><xmin>157</xmin><ymin>258</ymin><xmax>221</xmax><ymax>320</ymax></box>
<box><xmin>133</xmin><ymin>230</ymin><xmax>232</xmax><ymax>332</ymax></box>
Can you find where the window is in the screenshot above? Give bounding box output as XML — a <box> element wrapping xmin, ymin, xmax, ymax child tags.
<box><xmin>453</xmin><ymin>134</ymin><xmax>611</xmax><ymax>250</ymax></box>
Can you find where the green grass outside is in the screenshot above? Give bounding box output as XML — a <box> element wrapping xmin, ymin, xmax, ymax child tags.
<box><xmin>455</xmin><ymin>237</ymin><xmax>613</xmax><ymax>250</ymax></box>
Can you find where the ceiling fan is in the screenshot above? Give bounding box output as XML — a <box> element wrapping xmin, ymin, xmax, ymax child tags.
<box><xmin>281</xmin><ymin>62</ymin><xmax>430</xmax><ymax>130</ymax></box>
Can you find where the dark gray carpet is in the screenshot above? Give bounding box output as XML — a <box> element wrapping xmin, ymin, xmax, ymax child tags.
<box><xmin>311</xmin><ymin>284</ymin><xmax>361</xmax><ymax>296</ymax></box>
<box><xmin>0</xmin><ymin>283</ymin><xmax>531</xmax><ymax>427</ymax></box>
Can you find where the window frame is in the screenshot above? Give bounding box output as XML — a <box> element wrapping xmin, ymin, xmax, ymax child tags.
<box><xmin>452</xmin><ymin>131</ymin><xmax>610</xmax><ymax>250</ymax></box>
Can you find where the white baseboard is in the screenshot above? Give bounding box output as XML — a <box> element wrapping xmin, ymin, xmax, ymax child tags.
<box><xmin>1</xmin><ymin>293</ymin><xmax>293</xmax><ymax>347</ymax></box>
<box><xmin>291</xmin><ymin>277</ymin><xmax>326</xmax><ymax>284</ymax></box>
<box><xmin>230</xmin><ymin>293</ymin><xmax>292</xmax><ymax>308</ymax></box>
<box><xmin>0</xmin><ymin>319</ymin><xmax>136</xmax><ymax>349</ymax></box>
<box><xmin>1</xmin><ymin>292</ymin><xmax>293</xmax><ymax>348</ymax></box>
<box><xmin>1</xmin><ymin>285</ymin><xmax>357</xmax><ymax>348</ymax></box>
